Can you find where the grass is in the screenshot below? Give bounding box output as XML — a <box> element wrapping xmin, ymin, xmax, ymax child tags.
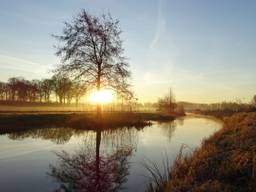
<box><xmin>194</xmin><ymin>107</ymin><xmax>256</xmax><ymax>119</ymax></box>
<box><xmin>0</xmin><ymin>100</ymin><xmax>89</xmax><ymax>112</ymax></box>
<box><xmin>146</xmin><ymin>112</ymin><xmax>256</xmax><ymax>192</ymax></box>
<box><xmin>0</xmin><ymin>112</ymin><xmax>177</xmax><ymax>134</ymax></box>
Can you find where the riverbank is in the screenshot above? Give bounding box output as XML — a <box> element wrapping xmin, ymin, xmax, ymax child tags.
<box><xmin>149</xmin><ymin>112</ymin><xmax>256</xmax><ymax>192</ymax></box>
<box><xmin>0</xmin><ymin>112</ymin><xmax>179</xmax><ymax>133</ymax></box>
<box><xmin>192</xmin><ymin>107</ymin><xmax>256</xmax><ymax>119</ymax></box>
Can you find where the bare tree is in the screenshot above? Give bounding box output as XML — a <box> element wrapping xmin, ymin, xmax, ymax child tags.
<box><xmin>26</xmin><ymin>80</ymin><xmax>37</xmax><ymax>102</ymax></box>
<box><xmin>72</xmin><ymin>81</ymin><xmax>87</xmax><ymax>105</ymax></box>
<box><xmin>8</xmin><ymin>77</ymin><xmax>18</xmax><ymax>101</ymax></box>
<box><xmin>52</xmin><ymin>75</ymin><xmax>73</xmax><ymax>104</ymax></box>
<box><xmin>157</xmin><ymin>88</ymin><xmax>176</xmax><ymax>113</ymax></box>
<box><xmin>53</xmin><ymin>10</ymin><xmax>131</xmax><ymax>115</ymax></box>
<box><xmin>0</xmin><ymin>82</ymin><xmax>5</xmax><ymax>100</ymax></box>
<box><xmin>0</xmin><ymin>76</ymin><xmax>88</xmax><ymax>104</ymax></box>
<box><xmin>41</xmin><ymin>79</ymin><xmax>53</xmax><ymax>102</ymax></box>
<box><xmin>29</xmin><ymin>80</ymin><xmax>41</xmax><ymax>102</ymax></box>
<box><xmin>52</xmin><ymin>75</ymin><xmax>64</xmax><ymax>104</ymax></box>
<box><xmin>252</xmin><ymin>95</ymin><xmax>256</xmax><ymax>105</ymax></box>
<box><xmin>7</xmin><ymin>77</ymin><xmax>28</xmax><ymax>101</ymax></box>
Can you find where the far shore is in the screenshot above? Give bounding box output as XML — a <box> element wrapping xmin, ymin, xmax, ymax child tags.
<box><xmin>0</xmin><ymin>111</ymin><xmax>184</xmax><ymax>134</ymax></box>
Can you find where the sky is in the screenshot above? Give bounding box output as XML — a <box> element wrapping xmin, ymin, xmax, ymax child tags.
<box><xmin>0</xmin><ymin>0</ymin><xmax>256</xmax><ymax>103</ymax></box>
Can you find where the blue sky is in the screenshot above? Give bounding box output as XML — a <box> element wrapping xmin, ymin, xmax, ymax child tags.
<box><xmin>0</xmin><ymin>0</ymin><xmax>256</xmax><ymax>103</ymax></box>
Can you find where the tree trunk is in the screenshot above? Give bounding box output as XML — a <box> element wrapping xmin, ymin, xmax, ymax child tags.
<box><xmin>75</xmin><ymin>97</ymin><xmax>79</xmax><ymax>107</ymax></box>
<box><xmin>95</xmin><ymin>130</ymin><xmax>101</xmax><ymax>190</ymax></box>
<box><xmin>96</xmin><ymin>73</ymin><xmax>102</xmax><ymax>118</ymax></box>
<box><xmin>97</xmin><ymin>103</ymin><xmax>102</xmax><ymax>118</ymax></box>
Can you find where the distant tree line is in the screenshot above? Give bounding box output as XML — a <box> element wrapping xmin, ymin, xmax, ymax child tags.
<box><xmin>188</xmin><ymin>95</ymin><xmax>256</xmax><ymax>118</ymax></box>
<box><xmin>204</xmin><ymin>100</ymin><xmax>256</xmax><ymax>112</ymax></box>
<box><xmin>0</xmin><ymin>75</ymin><xmax>137</xmax><ymax>111</ymax></box>
<box><xmin>0</xmin><ymin>75</ymin><xmax>86</xmax><ymax>104</ymax></box>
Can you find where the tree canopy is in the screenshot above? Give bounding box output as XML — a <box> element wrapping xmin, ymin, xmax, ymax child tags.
<box><xmin>53</xmin><ymin>10</ymin><xmax>131</xmax><ymax>97</ymax></box>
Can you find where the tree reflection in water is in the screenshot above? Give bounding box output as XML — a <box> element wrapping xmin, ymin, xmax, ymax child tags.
<box><xmin>49</xmin><ymin>129</ymin><xmax>137</xmax><ymax>192</ymax></box>
<box><xmin>157</xmin><ymin>118</ymin><xmax>183</xmax><ymax>141</ymax></box>
<box><xmin>7</xmin><ymin>126</ymin><xmax>141</xmax><ymax>146</ymax></box>
<box><xmin>8</xmin><ymin>127</ymin><xmax>85</xmax><ymax>144</ymax></box>
<box><xmin>5</xmin><ymin>121</ymin><xmax>182</xmax><ymax>191</ymax></box>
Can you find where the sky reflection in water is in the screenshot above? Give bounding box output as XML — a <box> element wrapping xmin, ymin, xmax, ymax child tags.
<box><xmin>0</xmin><ymin>117</ymin><xmax>221</xmax><ymax>192</ymax></box>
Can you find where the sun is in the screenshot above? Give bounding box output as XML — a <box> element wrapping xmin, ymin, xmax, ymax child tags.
<box><xmin>88</xmin><ymin>89</ymin><xmax>113</xmax><ymax>104</ymax></box>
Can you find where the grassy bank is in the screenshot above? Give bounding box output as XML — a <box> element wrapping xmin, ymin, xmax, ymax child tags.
<box><xmin>193</xmin><ymin>106</ymin><xmax>256</xmax><ymax>119</ymax></box>
<box><xmin>0</xmin><ymin>112</ymin><xmax>177</xmax><ymax>134</ymax></box>
<box><xmin>148</xmin><ymin>112</ymin><xmax>256</xmax><ymax>192</ymax></box>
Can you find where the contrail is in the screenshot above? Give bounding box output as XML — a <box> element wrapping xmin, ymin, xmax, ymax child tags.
<box><xmin>150</xmin><ymin>0</ymin><xmax>166</xmax><ymax>49</ymax></box>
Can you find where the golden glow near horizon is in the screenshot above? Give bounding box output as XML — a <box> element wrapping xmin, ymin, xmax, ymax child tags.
<box><xmin>88</xmin><ymin>89</ymin><xmax>113</xmax><ymax>104</ymax></box>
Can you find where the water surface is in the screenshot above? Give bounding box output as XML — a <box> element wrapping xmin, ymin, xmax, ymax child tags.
<box><xmin>0</xmin><ymin>116</ymin><xmax>221</xmax><ymax>192</ymax></box>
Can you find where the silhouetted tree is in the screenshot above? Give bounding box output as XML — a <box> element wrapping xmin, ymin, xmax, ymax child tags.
<box><xmin>29</xmin><ymin>80</ymin><xmax>43</xmax><ymax>102</ymax></box>
<box><xmin>41</xmin><ymin>79</ymin><xmax>53</xmax><ymax>102</ymax></box>
<box><xmin>72</xmin><ymin>81</ymin><xmax>87</xmax><ymax>105</ymax></box>
<box><xmin>157</xmin><ymin>88</ymin><xmax>176</xmax><ymax>113</ymax></box>
<box><xmin>8</xmin><ymin>77</ymin><xmax>18</xmax><ymax>101</ymax></box>
<box><xmin>252</xmin><ymin>95</ymin><xmax>256</xmax><ymax>105</ymax></box>
<box><xmin>0</xmin><ymin>82</ymin><xmax>6</xmax><ymax>100</ymax></box>
<box><xmin>0</xmin><ymin>76</ymin><xmax>86</xmax><ymax>104</ymax></box>
<box><xmin>53</xmin><ymin>10</ymin><xmax>130</xmax><ymax>115</ymax></box>
<box><xmin>117</xmin><ymin>86</ymin><xmax>134</xmax><ymax>111</ymax></box>
<box><xmin>2</xmin><ymin>82</ymin><xmax>8</xmax><ymax>100</ymax></box>
<box><xmin>52</xmin><ymin>75</ymin><xmax>73</xmax><ymax>104</ymax></box>
<box><xmin>52</xmin><ymin>75</ymin><xmax>64</xmax><ymax>103</ymax></box>
<box><xmin>7</xmin><ymin>77</ymin><xmax>29</xmax><ymax>101</ymax></box>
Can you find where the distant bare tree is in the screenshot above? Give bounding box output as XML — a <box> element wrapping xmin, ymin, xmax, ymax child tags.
<box><xmin>2</xmin><ymin>83</ymin><xmax>9</xmax><ymax>100</ymax></box>
<box><xmin>53</xmin><ymin>10</ymin><xmax>130</xmax><ymax>114</ymax></box>
<box><xmin>8</xmin><ymin>77</ymin><xmax>18</xmax><ymax>101</ymax></box>
<box><xmin>52</xmin><ymin>75</ymin><xmax>64</xmax><ymax>104</ymax></box>
<box><xmin>157</xmin><ymin>88</ymin><xmax>176</xmax><ymax>113</ymax></box>
<box><xmin>26</xmin><ymin>80</ymin><xmax>37</xmax><ymax>102</ymax></box>
<box><xmin>7</xmin><ymin>77</ymin><xmax>29</xmax><ymax>101</ymax></box>
<box><xmin>253</xmin><ymin>95</ymin><xmax>256</xmax><ymax>105</ymax></box>
<box><xmin>0</xmin><ymin>82</ymin><xmax>5</xmax><ymax>100</ymax></box>
<box><xmin>52</xmin><ymin>75</ymin><xmax>74</xmax><ymax>104</ymax></box>
<box><xmin>72</xmin><ymin>81</ymin><xmax>87</xmax><ymax>105</ymax></box>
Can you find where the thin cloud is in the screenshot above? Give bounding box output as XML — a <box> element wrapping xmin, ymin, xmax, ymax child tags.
<box><xmin>0</xmin><ymin>53</ymin><xmax>43</xmax><ymax>67</ymax></box>
<box><xmin>150</xmin><ymin>0</ymin><xmax>166</xmax><ymax>49</ymax></box>
<box><xmin>0</xmin><ymin>53</ymin><xmax>50</xmax><ymax>76</ymax></box>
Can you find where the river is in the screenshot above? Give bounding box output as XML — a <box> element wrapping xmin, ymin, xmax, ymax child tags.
<box><xmin>0</xmin><ymin>116</ymin><xmax>222</xmax><ymax>192</ymax></box>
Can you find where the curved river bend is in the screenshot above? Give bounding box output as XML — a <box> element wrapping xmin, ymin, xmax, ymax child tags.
<box><xmin>0</xmin><ymin>116</ymin><xmax>222</xmax><ymax>192</ymax></box>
